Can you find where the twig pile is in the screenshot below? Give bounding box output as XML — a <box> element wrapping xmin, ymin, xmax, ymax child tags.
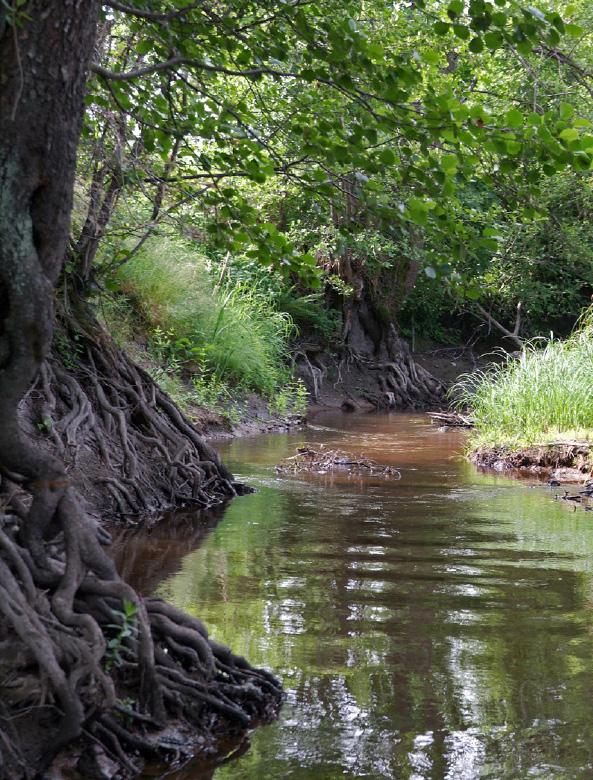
<box><xmin>276</xmin><ymin>445</ymin><xmax>401</xmax><ymax>478</ymax></box>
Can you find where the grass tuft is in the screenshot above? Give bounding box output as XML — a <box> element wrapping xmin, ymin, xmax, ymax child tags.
<box><xmin>114</xmin><ymin>237</ymin><xmax>295</xmax><ymax>396</ymax></box>
<box><xmin>451</xmin><ymin>307</ymin><xmax>593</xmax><ymax>447</ymax></box>
<box><xmin>99</xmin><ymin>236</ymin><xmax>309</xmax><ymax>421</ymax></box>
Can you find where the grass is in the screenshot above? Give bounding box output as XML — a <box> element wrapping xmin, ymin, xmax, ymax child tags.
<box><xmin>451</xmin><ymin>309</ymin><xmax>593</xmax><ymax>448</ymax></box>
<box><xmin>99</xmin><ymin>236</ymin><xmax>308</xmax><ymax>420</ymax></box>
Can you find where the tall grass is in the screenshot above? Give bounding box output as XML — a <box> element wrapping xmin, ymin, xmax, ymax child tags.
<box><xmin>111</xmin><ymin>237</ymin><xmax>296</xmax><ymax>397</ymax></box>
<box><xmin>452</xmin><ymin>309</ymin><xmax>593</xmax><ymax>446</ymax></box>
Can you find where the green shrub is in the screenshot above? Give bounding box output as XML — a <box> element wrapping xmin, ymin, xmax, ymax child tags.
<box><xmin>268</xmin><ymin>378</ymin><xmax>309</xmax><ymax>416</ymax></box>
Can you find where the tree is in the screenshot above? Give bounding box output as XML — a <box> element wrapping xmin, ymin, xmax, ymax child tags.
<box><xmin>0</xmin><ymin>5</ymin><xmax>279</xmax><ymax>778</ymax></box>
<box><xmin>78</xmin><ymin>0</ymin><xmax>591</xmax><ymax>411</ymax></box>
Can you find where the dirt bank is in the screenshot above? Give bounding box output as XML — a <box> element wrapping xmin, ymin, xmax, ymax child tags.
<box><xmin>296</xmin><ymin>341</ymin><xmax>482</xmax><ymax>412</ymax></box>
<box><xmin>471</xmin><ymin>442</ymin><xmax>593</xmax><ymax>482</ymax></box>
<box><xmin>197</xmin><ymin>393</ymin><xmax>305</xmax><ymax>440</ymax></box>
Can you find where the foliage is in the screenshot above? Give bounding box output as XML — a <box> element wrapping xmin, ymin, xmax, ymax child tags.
<box><xmin>105</xmin><ymin>599</ymin><xmax>138</xmax><ymax>670</ymax></box>
<box><xmin>399</xmin><ymin>279</ymin><xmax>463</xmax><ymax>345</ymax></box>
<box><xmin>268</xmin><ymin>379</ymin><xmax>309</xmax><ymax>417</ymax></box>
<box><xmin>80</xmin><ymin>0</ymin><xmax>593</xmax><ymax>294</ymax></box>
<box><xmin>452</xmin><ymin>307</ymin><xmax>593</xmax><ymax>445</ymax></box>
<box><xmin>475</xmin><ymin>174</ymin><xmax>593</xmax><ymax>334</ymax></box>
<box><xmin>114</xmin><ymin>236</ymin><xmax>295</xmax><ymax>396</ymax></box>
<box><xmin>82</xmin><ymin>0</ymin><xmax>593</xmax><ymax>411</ymax></box>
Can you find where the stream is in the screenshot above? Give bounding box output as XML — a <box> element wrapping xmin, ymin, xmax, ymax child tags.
<box><xmin>113</xmin><ymin>412</ymin><xmax>593</xmax><ymax>779</ymax></box>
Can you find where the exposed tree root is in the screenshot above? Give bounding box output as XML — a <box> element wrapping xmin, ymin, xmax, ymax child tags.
<box><xmin>0</xmin><ymin>493</ymin><xmax>282</xmax><ymax>779</ymax></box>
<box><xmin>361</xmin><ymin>324</ymin><xmax>444</xmax><ymax>408</ymax></box>
<box><xmin>25</xmin><ymin>306</ymin><xmax>242</xmax><ymax>521</ymax></box>
<box><xmin>0</xmin><ymin>309</ymin><xmax>281</xmax><ymax>779</ymax></box>
<box><xmin>0</xmin><ymin>6</ymin><xmax>282</xmax><ymax>775</ymax></box>
<box><xmin>297</xmin><ymin>322</ymin><xmax>443</xmax><ymax>410</ymax></box>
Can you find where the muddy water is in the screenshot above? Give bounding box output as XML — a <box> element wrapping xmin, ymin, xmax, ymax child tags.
<box><xmin>115</xmin><ymin>412</ymin><xmax>593</xmax><ymax>779</ymax></box>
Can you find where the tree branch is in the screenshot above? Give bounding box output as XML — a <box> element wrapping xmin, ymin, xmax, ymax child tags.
<box><xmin>474</xmin><ymin>302</ymin><xmax>523</xmax><ymax>349</ymax></box>
<box><xmin>90</xmin><ymin>57</ymin><xmax>293</xmax><ymax>82</ymax></box>
<box><xmin>103</xmin><ymin>0</ymin><xmax>205</xmax><ymax>22</ymax></box>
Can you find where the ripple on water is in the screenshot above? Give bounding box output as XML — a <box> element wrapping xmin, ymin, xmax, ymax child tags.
<box><xmin>113</xmin><ymin>412</ymin><xmax>593</xmax><ymax>780</ymax></box>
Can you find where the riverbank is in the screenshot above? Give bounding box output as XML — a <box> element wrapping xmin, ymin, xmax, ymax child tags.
<box><xmin>470</xmin><ymin>440</ymin><xmax>593</xmax><ymax>482</ymax></box>
<box><xmin>453</xmin><ymin>316</ymin><xmax>593</xmax><ymax>483</ymax></box>
<box><xmin>171</xmin><ymin>341</ymin><xmax>480</xmax><ymax>439</ymax></box>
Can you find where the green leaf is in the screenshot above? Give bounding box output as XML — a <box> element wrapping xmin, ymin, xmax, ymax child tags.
<box><xmin>505</xmin><ymin>108</ymin><xmax>523</xmax><ymax>128</ymax></box>
<box><xmin>505</xmin><ymin>139</ymin><xmax>522</xmax><ymax>155</ymax></box>
<box><xmin>478</xmin><ymin>237</ymin><xmax>499</xmax><ymax>251</ymax></box>
<box><xmin>559</xmin><ymin>127</ymin><xmax>579</xmax><ymax>142</ymax></box>
<box><xmin>378</xmin><ymin>148</ymin><xmax>397</xmax><ymax>165</ymax></box>
<box><xmin>453</xmin><ymin>24</ymin><xmax>470</xmax><ymax>39</ymax></box>
<box><xmin>441</xmin><ymin>154</ymin><xmax>458</xmax><ymax>173</ymax></box>
<box><xmin>484</xmin><ymin>31</ymin><xmax>503</xmax><ymax>49</ymax></box>
<box><xmin>136</xmin><ymin>40</ymin><xmax>154</xmax><ymax>56</ymax></box>
<box><xmin>468</xmin><ymin>36</ymin><xmax>484</xmax><ymax>53</ymax></box>
<box><xmin>422</xmin><ymin>49</ymin><xmax>441</xmax><ymax>65</ymax></box>
<box><xmin>447</xmin><ymin>0</ymin><xmax>464</xmax><ymax>17</ymax></box>
<box><xmin>434</xmin><ymin>21</ymin><xmax>450</xmax><ymax>35</ymax></box>
<box><xmin>407</xmin><ymin>196</ymin><xmax>430</xmax><ymax>225</ymax></box>
<box><xmin>483</xmin><ymin>227</ymin><xmax>501</xmax><ymax>238</ymax></box>
<box><xmin>565</xmin><ymin>23</ymin><xmax>584</xmax><ymax>37</ymax></box>
<box><xmin>572</xmin><ymin>151</ymin><xmax>591</xmax><ymax>170</ymax></box>
<box><xmin>516</xmin><ymin>40</ymin><xmax>533</xmax><ymax>56</ymax></box>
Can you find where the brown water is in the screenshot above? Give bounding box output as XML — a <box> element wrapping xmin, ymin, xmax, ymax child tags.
<box><xmin>114</xmin><ymin>412</ymin><xmax>593</xmax><ymax>779</ymax></box>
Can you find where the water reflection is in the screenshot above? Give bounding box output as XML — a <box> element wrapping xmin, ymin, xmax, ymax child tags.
<box><xmin>116</xmin><ymin>412</ymin><xmax>593</xmax><ymax>779</ymax></box>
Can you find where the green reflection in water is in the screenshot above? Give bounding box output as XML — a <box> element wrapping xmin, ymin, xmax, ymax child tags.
<box><xmin>156</xmin><ymin>413</ymin><xmax>593</xmax><ymax>779</ymax></box>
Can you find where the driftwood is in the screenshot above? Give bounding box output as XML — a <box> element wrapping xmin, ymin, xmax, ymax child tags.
<box><xmin>427</xmin><ymin>411</ymin><xmax>474</xmax><ymax>428</ymax></box>
<box><xmin>276</xmin><ymin>446</ymin><xmax>401</xmax><ymax>478</ymax></box>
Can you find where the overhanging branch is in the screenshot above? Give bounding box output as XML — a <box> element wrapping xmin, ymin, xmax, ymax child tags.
<box><xmin>103</xmin><ymin>0</ymin><xmax>205</xmax><ymax>21</ymax></box>
<box><xmin>90</xmin><ymin>58</ymin><xmax>293</xmax><ymax>82</ymax></box>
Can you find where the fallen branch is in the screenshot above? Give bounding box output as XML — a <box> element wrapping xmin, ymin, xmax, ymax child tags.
<box><xmin>427</xmin><ymin>411</ymin><xmax>474</xmax><ymax>428</ymax></box>
<box><xmin>472</xmin><ymin>301</ymin><xmax>523</xmax><ymax>350</ymax></box>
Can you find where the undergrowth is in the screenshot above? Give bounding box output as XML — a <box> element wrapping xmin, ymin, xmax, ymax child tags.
<box><xmin>99</xmin><ymin>237</ymin><xmax>309</xmax><ymax>421</ymax></box>
<box><xmin>451</xmin><ymin>308</ymin><xmax>593</xmax><ymax>447</ymax></box>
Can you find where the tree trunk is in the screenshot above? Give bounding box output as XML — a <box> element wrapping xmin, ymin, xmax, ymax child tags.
<box><xmin>298</xmin><ymin>251</ymin><xmax>443</xmax><ymax>409</ymax></box>
<box><xmin>0</xmin><ymin>6</ymin><xmax>281</xmax><ymax>777</ymax></box>
<box><xmin>340</xmin><ymin>294</ymin><xmax>444</xmax><ymax>409</ymax></box>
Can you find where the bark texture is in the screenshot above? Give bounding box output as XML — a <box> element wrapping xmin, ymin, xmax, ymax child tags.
<box><xmin>0</xmin><ymin>6</ymin><xmax>281</xmax><ymax>778</ymax></box>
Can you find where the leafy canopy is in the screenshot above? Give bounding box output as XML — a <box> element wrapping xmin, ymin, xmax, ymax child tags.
<box><xmin>88</xmin><ymin>0</ymin><xmax>593</xmax><ymax>282</ymax></box>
